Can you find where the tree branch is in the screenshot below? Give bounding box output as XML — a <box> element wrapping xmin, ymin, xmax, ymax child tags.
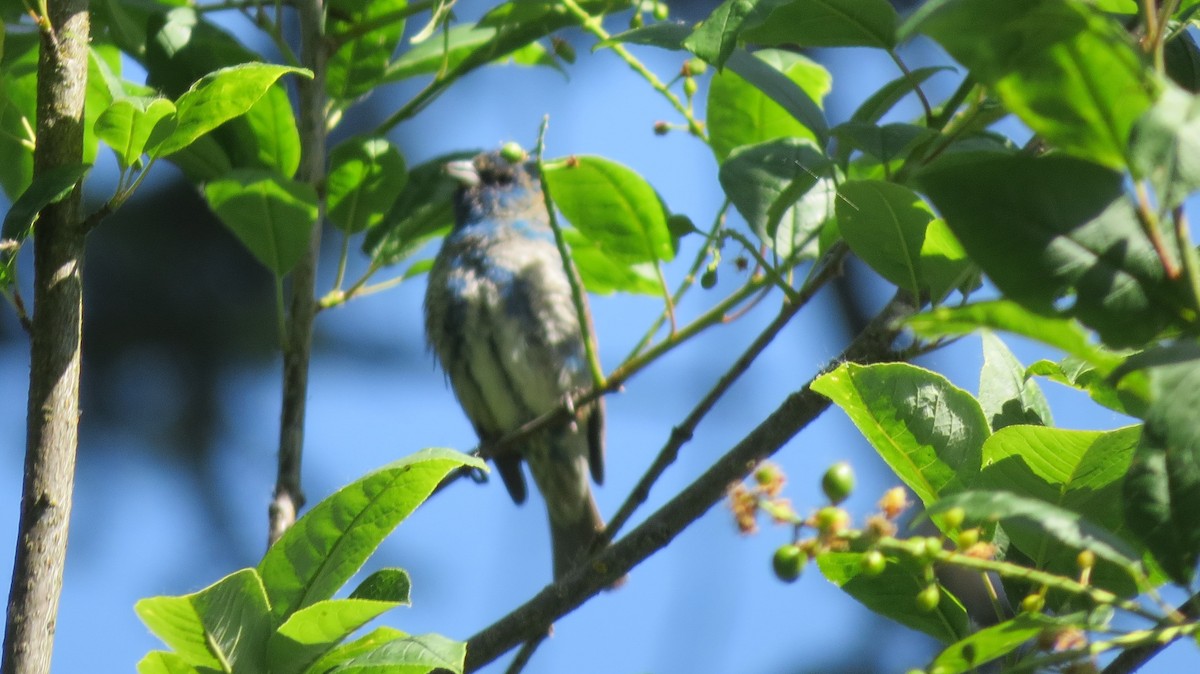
<box><xmin>268</xmin><ymin>0</ymin><xmax>327</xmax><ymax>547</ymax></box>
<box><xmin>2</xmin><ymin>0</ymin><xmax>89</xmax><ymax>671</ymax></box>
<box><xmin>463</xmin><ymin>291</ymin><xmax>917</xmax><ymax>671</ymax></box>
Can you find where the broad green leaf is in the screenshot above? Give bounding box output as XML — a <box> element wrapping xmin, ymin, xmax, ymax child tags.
<box><xmin>363</xmin><ymin>151</ymin><xmax>476</xmax><ymax>268</ymax></box>
<box><xmin>2</xmin><ymin>164</ymin><xmax>91</xmax><ymax>242</ymax></box>
<box><xmin>930</xmin><ymin>491</ymin><xmax>1141</xmax><ymax>596</ymax></box>
<box><xmin>928</xmin><ymin>614</ymin><xmax>1048</xmax><ymax>673</ymax></box>
<box><xmin>544</xmin><ymin>156</ymin><xmax>675</xmax><ymax>265</ymax></box>
<box><xmin>1026</xmin><ymin>357</ymin><xmax>1144</xmax><ymax>417</ymax></box>
<box><xmin>1129</xmin><ymin>82</ymin><xmax>1200</xmax><ymax>210</ymax></box>
<box><xmin>1165</xmin><ymin>31</ymin><xmax>1200</xmax><ymax>93</ymax></box>
<box><xmin>978</xmin><ymin>425</ymin><xmax>1139</xmax><ymax>537</ymax></box>
<box><xmin>917</xmin><ymin>153</ymin><xmax>1187</xmax><ymax>348</ymax></box>
<box><xmin>836</xmin><ymin>180</ymin><xmax>933</xmax><ymax>296</ymax></box>
<box><xmin>268</xmin><ymin>599</ymin><xmax>401</xmax><ymax>674</ymax></box>
<box><xmin>717</xmin><ymin>137</ymin><xmax>830</xmax><ymax>246</ymax></box>
<box><xmin>772</xmin><ymin>176</ymin><xmax>835</xmax><ymax>262</ymax></box>
<box><xmin>306</xmin><ymin>627</ymin><xmax>407</xmax><ymax>674</ymax></box>
<box><xmin>978</xmin><ymin>332</ymin><xmax>1052</xmax><ymax>430</ymax></box>
<box><xmin>906</xmin><ymin>0</ymin><xmax>1153</xmax><ymax>169</ymax></box>
<box><xmin>144</xmin><ymin>9</ymin><xmax>304</xmax><ymax>175</ymax></box>
<box><xmin>562</xmin><ymin>228</ymin><xmax>661</xmax><ymax>295</ymax></box>
<box><xmin>327</xmin><ymin>137</ymin><xmax>407</xmax><ymax>234</ymax></box>
<box><xmin>918</xmin><ymin>217</ymin><xmax>972</xmax><ymax>304</ymax></box>
<box><xmin>817</xmin><ymin>551</ymin><xmax>970</xmax><ymax>643</ymax></box>
<box><xmin>849</xmin><ymin>66</ymin><xmax>954</xmax><ymax>125</ymax></box>
<box><xmin>84</xmin><ymin>43</ymin><xmax>122</xmax><ymax>167</ymax></box>
<box><xmin>94</xmin><ymin>97</ymin><xmax>177</xmax><ymax>169</ymax></box>
<box><xmin>741</xmin><ymin>0</ymin><xmax>898</xmax><ymax>50</ymax></box>
<box><xmin>383</xmin><ymin>24</ymin><xmax>495</xmax><ymax>82</ymax></box>
<box><xmin>203</xmin><ymin>169</ymin><xmax>318</xmax><ymax>276</ymax></box>
<box><xmin>327</xmin><ymin>0</ymin><xmax>407</xmax><ymax>101</ymax></box>
<box><xmin>832</xmin><ymin>122</ymin><xmax>936</xmax><ymax>166</ymax></box>
<box><xmin>709</xmin><ymin>49</ymin><xmax>830</xmax><ymax>161</ymax></box>
<box><xmin>907</xmin><ymin>301</ymin><xmax>1124</xmax><ymax>376</ymax></box>
<box><xmin>136</xmin><ymin>651</ymin><xmax>207</xmax><ymax>674</ymax></box>
<box><xmin>598</xmin><ymin>21</ymin><xmax>691</xmax><ymax>50</ymax></box>
<box><xmin>258</xmin><ymin>448</ymin><xmax>484</xmax><ymax>620</ymax></box>
<box><xmin>682</xmin><ymin>0</ymin><xmax>789</xmax><ymax>69</ymax></box>
<box><xmin>1123</xmin><ymin>342</ymin><xmax>1200</xmax><ymax>583</ymax></box>
<box><xmin>135</xmin><ymin>568</ymin><xmax>271</xmax><ymax>673</ymax></box>
<box><xmin>328</xmin><ymin>632</ymin><xmax>465</xmax><ymax>674</ymax></box>
<box><xmin>812</xmin><ymin>362</ymin><xmax>989</xmax><ymax>506</ymax></box>
<box><xmin>152</xmin><ymin>63</ymin><xmax>310</xmax><ymax>159</ymax></box>
<box><xmin>0</xmin><ymin>31</ymin><xmax>38</xmax><ymax>200</ymax></box>
<box><xmin>350</xmin><ymin>568</ymin><xmax>412</xmax><ymax>603</ymax></box>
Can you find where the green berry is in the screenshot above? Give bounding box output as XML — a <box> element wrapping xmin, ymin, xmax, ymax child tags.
<box><xmin>956</xmin><ymin>528</ymin><xmax>980</xmax><ymax>550</ymax></box>
<box><xmin>628</xmin><ymin>11</ymin><xmax>643</xmax><ymax>28</ymax></box>
<box><xmin>499</xmin><ymin>142</ymin><xmax>526</xmax><ymax>164</ymax></box>
<box><xmin>700</xmin><ymin>269</ymin><xmax>718</xmax><ymax>289</ymax></box>
<box><xmin>683</xmin><ymin>77</ymin><xmax>698</xmax><ymax>98</ymax></box>
<box><xmin>915</xmin><ymin>584</ymin><xmax>941</xmax><ymax>612</ymax></box>
<box><xmin>684</xmin><ymin>57</ymin><xmax>708</xmax><ymax>77</ymax></box>
<box><xmin>821</xmin><ymin>462</ymin><xmax>855</xmax><ymax>504</ymax></box>
<box><xmin>860</xmin><ymin>549</ymin><xmax>886</xmax><ymax>576</ymax></box>
<box><xmin>941</xmin><ymin>506</ymin><xmax>965</xmax><ymax>531</ymax></box>
<box><xmin>1020</xmin><ymin>593</ymin><xmax>1045</xmax><ymax>614</ymax></box>
<box><xmin>652</xmin><ymin>2</ymin><xmax>669</xmax><ymax>20</ymax></box>
<box><xmin>772</xmin><ymin>544</ymin><xmax>806</xmax><ymax>583</ymax></box>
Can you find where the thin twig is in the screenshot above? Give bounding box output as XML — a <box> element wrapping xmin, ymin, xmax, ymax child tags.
<box><xmin>502</xmin><ymin>632</ymin><xmax>549</xmax><ymax>674</ymax></box>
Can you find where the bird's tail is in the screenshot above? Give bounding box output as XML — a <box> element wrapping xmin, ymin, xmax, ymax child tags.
<box><xmin>547</xmin><ymin>487</ymin><xmax>627</xmax><ymax>587</ymax></box>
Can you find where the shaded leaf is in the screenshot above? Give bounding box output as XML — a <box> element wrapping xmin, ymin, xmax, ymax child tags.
<box><xmin>327</xmin><ymin>136</ymin><xmax>407</xmax><ymax>234</ymax></box>
<box><xmin>836</xmin><ymin>180</ymin><xmax>932</xmax><ymax>296</ymax></box>
<box><xmin>741</xmin><ymin>0</ymin><xmax>898</xmax><ymax>50</ymax></box>
<box><xmin>2</xmin><ymin>164</ymin><xmax>91</xmax><ymax>242</ymax></box>
<box><xmin>718</xmin><ymin>137</ymin><xmax>830</xmax><ymax>246</ymax></box>
<box><xmin>203</xmin><ymin>169</ymin><xmax>318</xmax><ymax>276</ymax></box>
<box><xmin>979</xmin><ymin>331</ymin><xmax>1052</xmax><ymax>430</ymax></box>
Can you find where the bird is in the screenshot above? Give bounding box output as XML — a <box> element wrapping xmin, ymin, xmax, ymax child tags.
<box><xmin>424</xmin><ymin>148</ymin><xmax>609</xmax><ymax>582</ymax></box>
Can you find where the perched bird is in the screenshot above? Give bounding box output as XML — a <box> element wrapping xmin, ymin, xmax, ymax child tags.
<box><xmin>424</xmin><ymin>149</ymin><xmax>608</xmax><ymax>581</ymax></box>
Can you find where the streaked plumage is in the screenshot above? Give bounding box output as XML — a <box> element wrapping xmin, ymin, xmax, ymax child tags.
<box><xmin>424</xmin><ymin>150</ymin><xmax>607</xmax><ymax>580</ymax></box>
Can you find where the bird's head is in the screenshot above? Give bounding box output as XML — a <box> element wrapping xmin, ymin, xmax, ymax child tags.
<box><xmin>446</xmin><ymin>147</ymin><xmax>544</xmax><ymax>226</ymax></box>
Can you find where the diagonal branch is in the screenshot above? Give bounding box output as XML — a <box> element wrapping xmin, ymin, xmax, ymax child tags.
<box><xmin>463</xmin><ymin>291</ymin><xmax>917</xmax><ymax>672</ymax></box>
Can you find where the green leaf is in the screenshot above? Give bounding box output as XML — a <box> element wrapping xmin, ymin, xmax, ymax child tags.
<box><xmin>978</xmin><ymin>426</ymin><xmax>1139</xmax><ymax>539</ymax></box>
<box><xmin>328</xmin><ymin>632</ymin><xmax>465</xmax><ymax>674</ymax></box>
<box><xmin>907</xmin><ymin>301</ymin><xmax>1124</xmax><ymax>376</ymax></box>
<box><xmin>2</xmin><ymin>164</ymin><xmax>91</xmax><ymax>243</ymax></box>
<box><xmin>1123</xmin><ymin>342</ymin><xmax>1200</xmax><ymax>583</ymax></box>
<box><xmin>203</xmin><ymin>169</ymin><xmax>318</xmax><ymax>276</ymax></box>
<box><xmin>363</xmin><ymin>151</ymin><xmax>478</xmax><ymax>267</ymax></box>
<box><xmin>906</xmin><ymin>0</ymin><xmax>1153</xmax><ymax>169</ymax></box>
<box><xmin>978</xmin><ymin>331</ymin><xmax>1052</xmax><ymax>430</ymax></box>
<box><xmin>682</xmin><ymin>0</ymin><xmax>789</xmax><ymax>69</ymax></box>
<box><xmin>306</xmin><ymin>627</ymin><xmax>407</xmax><ymax>674</ymax></box>
<box><xmin>84</xmin><ymin>43</ymin><xmax>122</xmax><ymax>167</ymax></box>
<box><xmin>811</xmin><ymin>362</ymin><xmax>989</xmax><ymax>506</ymax></box>
<box><xmin>772</xmin><ymin>176</ymin><xmax>836</xmax><ymax>262</ymax></box>
<box><xmin>918</xmin><ymin>217</ymin><xmax>972</xmax><ymax>304</ymax></box>
<box><xmin>350</xmin><ymin>568</ymin><xmax>412</xmax><ymax>603</ymax></box>
<box><xmin>136</xmin><ymin>651</ymin><xmax>207</xmax><ymax>674</ymax></box>
<box><xmin>258</xmin><ymin>448</ymin><xmax>484</xmax><ymax>620</ymax></box>
<box><xmin>544</xmin><ymin>156</ymin><xmax>675</xmax><ymax>265</ymax></box>
<box><xmin>151</xmin><ymin>63</ymin><xmax>310</xmax><ymax>159</ymax></box>
<box><xmin>817</xmin><ymin>551</ymin><xmax>970</xmax><ymax>643</ymax></box>
<box><xmin>1027</xmin><ymin>357</ymin><xmax>1144</xmax><ymax>417</ymax></box>
<box><xmin>135</xmin><ymin>568</ymin><xmax>271</xmax><ymax>673</ymax></box>
<box><xmin>741</xmin><ymin>0</ymin><xmax>898</xmax><ymax>50</ymax></box>
<box><xmin>836</xmin><ymin>180</ymin><xmax>933</xmax><ymax>296</ymax></box>
<box><xmin>562</xmin><ymin>228</ymin><xmax>661</xmax><ymax>295</ymax></box>
<box><xmin>709</xmin><ymin>49</ymin><xmax>830</xmax><ymax>161</ymax></box>
<box><xmin>598</xmin><ymin>22</ymin><xmax>691</xmax><ymax>50</ymax></box>
<box><xmin>849</xmin><ymin>66</ymin><xmax>953</xmax><ymax>125</ymax></box>
<box><xmin>327</xmin><ymin>137</ymin><xmax>407</xmax><ymax>234</ymax></box>
<box><xmin>1165</xmin><ymin>31</ymin><xmax>1200</xmax><ymax>93</ymax></box>
<box><xmin>268</xmin><ymin>599</ymin><xmax>401</xmax><ymax>674</ymax></box>
<box><xmin>928</xmin><ymin>614</ymin><xmax>1048</xmax><ymax>674</ymax></box>
<box><xmin>1129</xmin><ymin>82</ymin><xmax>1200</xmax><ymax>210</ymax></box>
<box><xmin>94</xmin><ymin>97</ymin><xmax>177</xmax><ymax>170</ymax></box>
<box><xmin>930</xmin><ymin>491</ymin><xmax>1141</xmax><ymax>596</ymax></box>
<box><xmin>832</xmin><ymin>122</ymin><xmax>937</xmax><ymax>166</ymax></box>
<box><xmin>0</xmin><ymin>31</ymin><xmax>38</xmax><ymax>200</ymax></box>
<box><xmin>917</xmin><ymin>153</ymin><xmax>1187</xmax><ymax>348</ymax></box>
<box><xmin>327</xmin><ymin>0</ymin><xmax>407</xmax><ymax>101</ymax></box>
<box><xmin>718</xmin><ymin>137</ymin><xmax>830</xmax><ymax>246</ymax></box>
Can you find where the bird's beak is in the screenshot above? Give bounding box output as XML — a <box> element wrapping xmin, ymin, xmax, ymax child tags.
<box><xmin>445</xmin><ymin>159</ymin><xmax>480</xmax><ymax>187</ymax></box>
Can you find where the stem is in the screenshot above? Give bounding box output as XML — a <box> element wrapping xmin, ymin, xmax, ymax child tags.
<box><xmin>1172</xmin><ymin>206</ymin><xmax>1200</xmax><ymax>314</ymax></box>
<box><xmin>2</xmin><ymin>0</ymin><xmax>89</xmax><ymax>671</ymax></box>
<box><xmin>558</xmin><ymin>0</ymin><xmax>706</xmax><ymax>139</ymax></box>
<box><xmin>1133</xmin><ymin>180</ymin><xmax>1180</xmax><ymax>280</ymax></box>
<box><xmin>328</xmin><ymin>0</ymin><xmax>434</xmax><ymax>48</ymax></box>
<box><xmin>268</xmin><ymin>0</ymin><xmax>326</xmax><ymax>547</ymax></box>
<box><xmin>333</xmin><ymin>232</ymin><xmax>350</xmax><ymax>290</ymax></box>
<box><xmin>534</xmin><ymin>118</ymin><xmax>606</xmax><ymax>388</ymax></box>
<box><xmin>888</xmin><ymin>49</ymin><xmax>933</xmax><ymax>125</ymax></box>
